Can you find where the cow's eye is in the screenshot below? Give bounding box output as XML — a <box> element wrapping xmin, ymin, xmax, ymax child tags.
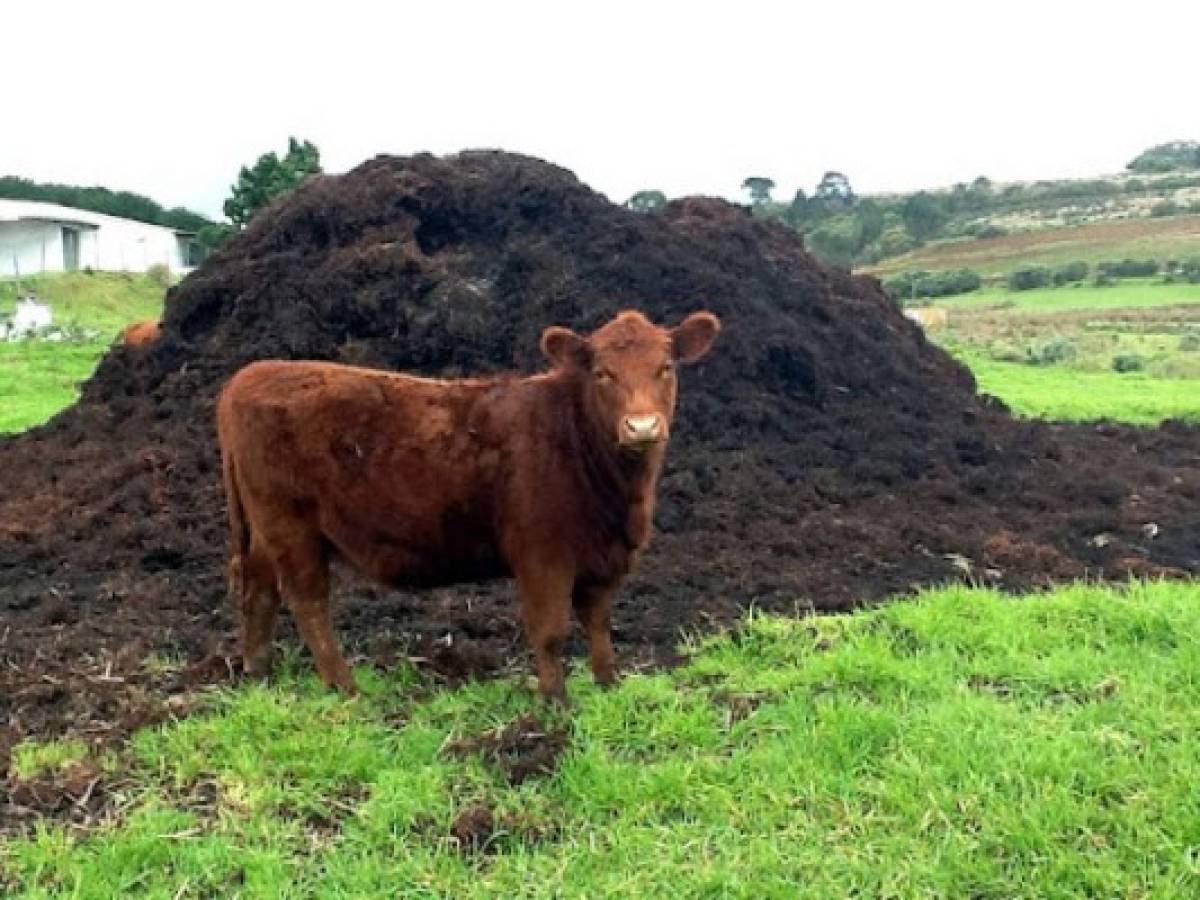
<box><xmin>593</xmin><ymin>369</ymin><xmax>613</xmax><ymax>383</ymax></box>
<box><xmin>659</xmin><ymin>362</ymin><xmax>675</xmax><ymax>378</ymax></box>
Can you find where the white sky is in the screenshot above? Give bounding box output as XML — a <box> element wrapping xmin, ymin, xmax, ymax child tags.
<box><xmin>5</xmin><ymin>1</ymin><xmax>1198</xmax><ymax>220</ymax></box>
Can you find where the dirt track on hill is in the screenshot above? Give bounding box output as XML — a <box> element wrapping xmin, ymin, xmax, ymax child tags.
<box><xmin>2</xmin><ymin>152</ymin><xmax>1198</xmax><ymax>766</ymax></box>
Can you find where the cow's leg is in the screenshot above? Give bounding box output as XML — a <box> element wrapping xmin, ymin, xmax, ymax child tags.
<box><xmin>239</xmin><ymin>545</ymin><xmax>281</xmax><ymax>677</ymax></box>
<box><xmin>276</xmin><ymin>538</ymin><xmax>357</xmax><ymax>695</ymax></box>
<box><xmin>516</xmin><ymin>565</ymin><xmax>574</xmax><ymax>705</ymax></box>
<box><xmin>573</xmin><ymin>582</ymin><xmax>618</xmax><ymax>687</ymax></box>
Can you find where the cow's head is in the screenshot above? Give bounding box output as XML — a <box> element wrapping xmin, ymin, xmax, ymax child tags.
<box><xmin>542</xmin><ymin>309</ymin><xmax>720</xmax><ymax>452</ymax></box>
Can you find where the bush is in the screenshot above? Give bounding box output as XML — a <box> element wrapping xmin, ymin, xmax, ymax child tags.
<box><xmin>1111</xmin><ymin>353</ymin><xmax>1146</xmax><ymax>373</ymax></box>
<box><xmin>1098</xmin><ymin>258</ymin><xmax>1159</xmax><ymax>278</ymax></box>
<box><xmin>1150</xmin><ymin>200</ymin><xmax>1180</xmax><ymax>218</ymax></box>
<box><xmin>145</xmin><ymin>263</ymin><xmax>173</xmax><ymax>288</ymax></box>
<box><xmin>1026</xmin><ymin>337</ymin><xmax>1077</xmax><ymax>366</ymax></box>
<box><xmin>964</xmin><ymin>221</ymin><xmax>1007</xmax><ymax>239</ymax></box>
<box><xmin>1181</xmin><ymin>258</ymin><xmax>1200</xmax><ymax>284</ymax></box>
<box><xmin>884</xmin><ymin>268</ymin><xmax>982</xmax><ymax>302</ymax></box>
<box><xmin>876</xmin><ymin>226</ymin><xmax>918</xmax><ymax>258</ymax></box>
<box><xmin>1008</xmin><ymin>266</ymin><xmax>1052</xmax><ymax>291</ymax></box>
<box><xmin>1051</xmin><ymin>261</ymin><xmax>1088</xmax><ymax>285</ymax></box>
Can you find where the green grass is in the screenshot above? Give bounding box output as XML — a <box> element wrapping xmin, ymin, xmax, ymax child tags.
<box><xmin>866</xmin><ymin>214</ymin><xmax>1200</xmax><ymax>277</ymax></box>
<box><xmin>952</xmin><ymin>349</ymin><xmax>1200</xmax><ymax>424</ymax></box>
<box><xmin>0</xmin><ymin>272</ymin><xmax>164</xmax><ymax>433</ymax></box>
<box><xmin>941</xmin><ymin>279</ymin><xmax>1200</xmax><ymax>314</ymax></box>
<box><xmin>0</xmin><ymin>272</ymin><xmax>164</xmax><ymax>335</ymax></box>
<box><xmin>4</xmin><ymin>582</ymin><xmax>1200</xmax><ymax>897</ymax></box>
<box><xmin>9</xmin><ymin>741</ymin><xmax>90</xmax><ymax>781</ymax></box>
<box><xmin>0</xmin><ymin>341</ymin><xmax>112</xmax><ymax>433</ymax></box>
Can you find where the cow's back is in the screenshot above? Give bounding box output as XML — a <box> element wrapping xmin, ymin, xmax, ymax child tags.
<box><xmin>218</xmin><ymin>361</ymin><xmax>508</xmax><ymax>585</ymax></box>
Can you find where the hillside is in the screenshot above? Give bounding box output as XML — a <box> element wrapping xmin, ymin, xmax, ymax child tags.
<box><xmin>0</xmin><ymin>272</ymin><xmax>166</xmax><ymax>334</ymax></box>
<box><xmin>0</xmin><ymin>272</ymin><xmax>166</xmax><ymax>432</ymax></box>
<box><xmin>739</xmin><ymin>141</ymin><xmax>1200</xmax><ymax>271</ymax></box>
<box><xmin>864</xmin><ymin>215</ymin><xmax>1200</xmax><ymax>278</ymax></box>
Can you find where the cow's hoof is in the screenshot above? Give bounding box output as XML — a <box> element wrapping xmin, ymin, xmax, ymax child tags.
<box><xmin>243</xmin><ymin>656</ymin><xmax>274</xmax><ymax>679</ymax></box>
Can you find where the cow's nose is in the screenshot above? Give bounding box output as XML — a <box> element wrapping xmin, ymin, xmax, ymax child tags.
<box><xmin>622</xmin><ymin>414</ymin><xmax>664</xmax><ymax>444</ymax></box>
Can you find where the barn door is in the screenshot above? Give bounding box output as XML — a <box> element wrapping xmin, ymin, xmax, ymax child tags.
<box><xmin>62</xmin><ymin>227</ymin><xmax>80</xmax><ymax>271</ymax></box>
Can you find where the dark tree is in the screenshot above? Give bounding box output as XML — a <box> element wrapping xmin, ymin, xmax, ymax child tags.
<box><xmin>1126</xmin><ymin>140</ymin><xmax>1200</xmax><ymax>174</ymax></box>
<box><xmin>855</xmin><ymin>198</ymin><xmax>884</xmax><ymax>245</ymax></box>
<box><xmin>814</xmin><ymin>171</ymin><xmax>855</xmax><ymax>207</ymax></box>
<box><xmin>900</xmin><ymin>191</ymin><xmax>949</xmax><ymax>240</ymax></box>
<box><xmin>0</xmin><ymin>176</ymin><xmax>211</xmax><ymax>230</ymax></box>
<box><xmin>741</xmin><ymin>176</ymin><xmax>776</xmax><ymax>205</ymax></box>
<box><xmin>224</xmin><ymin>137</ymin><xmax>322</xmax><ymax>229</ymax></box>
<box><xmin>626</xmin><ymin>190</ymin><xmax>667</xmax><ymax>212</ymax></box>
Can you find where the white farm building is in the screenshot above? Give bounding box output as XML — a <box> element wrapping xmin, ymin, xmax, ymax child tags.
<box><xmin>0</xmin><ymin>198</ymin><xmax>206</xmax><ymax>278</ymax></box>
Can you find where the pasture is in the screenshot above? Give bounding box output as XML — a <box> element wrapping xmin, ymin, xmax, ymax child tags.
<box><xmin>866</xmin><ymin>214</ymin><xmax>1200</xmax><ymax>278</ymax></box>
<box><xmin>0</xmin><ymin>273</ymin><xmax>164</xmax><ymax>433</ymax></box>
<box><xmin>925</xmin><ymin>281</ymin><xmax>1200</xmax><ymax>424</ymax></box>
<box><xmin>4</xmin><ymin>582</ymin><xmax>1199</xmax><ymax>897</ymax></box>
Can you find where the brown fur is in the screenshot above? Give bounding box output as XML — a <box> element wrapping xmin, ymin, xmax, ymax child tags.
<box><xmin>122</xmin><ymin>320</ymin><xmax>161</xmax><ymax>346</ymax></box>
<box><xmin>216</xmin><ymin>309</ymin><xmax>720</xmax><ymax>701</ymax></box>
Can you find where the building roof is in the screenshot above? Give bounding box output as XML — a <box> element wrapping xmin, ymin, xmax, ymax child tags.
<box><xmin>0</xmin><ymin>198</ymin><xmax>182</xmax><ymax>234</ymax></box>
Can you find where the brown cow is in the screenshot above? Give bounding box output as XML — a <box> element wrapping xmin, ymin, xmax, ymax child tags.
<box><xmin>217</xmin><ymin>309</ymin><xmax>720</xmax><ymax>702</ymax></box>
<box><xmin>123</xmin><ymin>320</ymin><xmax>161</xmax><ymax>346</ymax></box>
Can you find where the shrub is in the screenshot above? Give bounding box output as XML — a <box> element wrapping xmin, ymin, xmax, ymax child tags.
<box><xmin>1150</xmin><ymin>200</ymin><xmax>1180</xmax><ymax>217</ymax></box>
<box><xmin>1181</xmin><ymin>257</ymin><xmax>1200</xmax><ymax>284</ymax></box>
<box><xmin>1098</xmin><ymin>258</ymin><xmax>1159</xmax><ymax>278</ymax></box>
<box><xmin>876</xmin><ymin>226</ymin><xmax>918</xmax><ymax>259</ymax></box>
<box><xmin>965</xmin><ymin>222</ymin><xmax>1007</xmax><ymax>240</ymax></box>
<box><xmin>988</xmin><ymin>342</ymin><xmax>1024</xmax><ymax>363</ymax></box>
<box><xmin>1179</xmin><ymin>331</ymin><xmax>1200</xmax><ymax>352</ymax></box>
<box><xmin>1008</xmin><ymin>266</ymin><xmax>1052</xmax><ymax>291</ymax></box>
<box><xmin>146</xmin><ymin>263</ymin><xmax>173</xmax><ymax>287</ymax></box>
<box><xmin>1111</xmin><ymin>353</ymin><xmax>1146</xmax><ymax>373</ymax></box>
<box><xmin>1051</xmin><ymin>261</ymin><xmax>1088</xmax><ymax>285</ymax></box>
<box><xmin>1026</xmin><ymin>337</ymin><xmax>1077</xmax><ymax>366</ymax></box>
<box><xmin>884</xmin><ymin>268</ymin><xmax>982</xmax><ymax>302</ymax></box>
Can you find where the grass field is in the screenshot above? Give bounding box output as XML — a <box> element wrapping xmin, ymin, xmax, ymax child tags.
<box><xmin>866</xmin><ymin>215</ymin><xmax>1200</xmax><ymax>278</ymax></box>
<box><xmin>952</xmin><ymin>350</ymin><xmax>1200</xmax><ymax>424</ymax></box>
<box><xmin>939</xmin><ymin>279</ymin><xmax>1200</xmax><ymax>315</ymax></box>
<box><xmin>920</xmin><ymin>281</ymin><xmax>1200</xmax><ymax>424</ymax></box>
<box><xmin>0</xmin><ymin>272</ymin><xmax>165</xmax><ymax>335</ymax></box>
<box><xmin>0</xmin><ymin>342</ymin><xmax>110</xmax><ymax>433</ymax></box>
<box><xmin>0</xmin><ymin>273</ymin><xmax>163</xmax><ymax>433</ymax></box>
<box><xmin>4</xmin><ymin>581</ymin><xmax>1200</xmax><ymax>897</ymax></box>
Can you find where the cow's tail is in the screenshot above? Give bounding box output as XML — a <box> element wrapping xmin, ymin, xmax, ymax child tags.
<box><xmin>221</xmin><ymin>446</ymin><xmax>249</xmax><ymax>605</ymax></box>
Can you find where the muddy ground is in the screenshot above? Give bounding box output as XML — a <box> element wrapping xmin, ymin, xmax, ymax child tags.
<box><xmin>1</xmin><ymin>152</ymin><xmax>1198</xmax><ymax>790</ymax></box>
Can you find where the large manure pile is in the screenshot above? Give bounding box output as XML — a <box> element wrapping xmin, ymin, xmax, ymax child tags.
<box><xmin>2</xmin><ymin>151</ymin><xmax>1197</xmax><ymax>744</ymax></box>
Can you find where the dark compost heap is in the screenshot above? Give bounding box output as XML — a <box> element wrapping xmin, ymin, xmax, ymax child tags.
<box><xmin>2</xmin><ymin>151</ymin><xmax>1198</xmax><ymax>750</ymax></box>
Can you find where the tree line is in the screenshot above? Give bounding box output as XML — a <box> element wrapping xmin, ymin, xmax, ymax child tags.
<box><xmin>0</xmin><ymin>137</ymin><xmax>322</xmax><ymax>251</ymax></box>
<box><xmin>0</xmin><ymin>177</ymin><xmax>211</xmax><ymax>233</ymax></box>
<box><xmin>625</xmin><ymin>140</ymin><xmax>1200</xmax><ymax>270</ymax></box>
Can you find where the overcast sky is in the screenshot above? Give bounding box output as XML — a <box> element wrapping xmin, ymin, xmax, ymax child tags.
<box><xmin>5</xmin><ymin>1</ymin><xmax>1198</xmax><ymax>220</ymax></box>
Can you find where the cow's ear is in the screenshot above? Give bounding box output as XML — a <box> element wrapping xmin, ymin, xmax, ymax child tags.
<box><xmin>672</xmin><ymin>312</ymin><xmax>720</xmax><ymax>364</ymax></box>
<box><xmin>541</xmin><ymin>326</ymin><xmax>591</xmax><ymax>369</ymax></box>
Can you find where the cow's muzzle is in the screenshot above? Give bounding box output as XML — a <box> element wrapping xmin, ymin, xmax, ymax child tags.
<box><xmin>620</xmin><ymin>414</ymin><xmax>666</xmax><ymax>448</ymax></box>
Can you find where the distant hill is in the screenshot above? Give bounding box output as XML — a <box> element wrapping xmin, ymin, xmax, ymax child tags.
<box><xmin>1126</xmin><ymin>140</ymin><xmax>1200</xmax><ymax>174</ymax></box>
<box><xmin>864</xmin><ymin>215</ymin><xmax>1200</xmax><ymax>279</ymax></box>
<box><xmin>0</xmin><ymin>176</ymin><xmax>211</xmax><ymax>232</ymax></box>
<box><xmin>692</xmin><ymin>140</ymin><xmax>1200</xmax><ymax>272</ymax></box>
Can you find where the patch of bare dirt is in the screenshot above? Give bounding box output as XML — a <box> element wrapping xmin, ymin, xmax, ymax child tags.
<box><xmin>443</xmin><ymin>713</ymin><xmax>569</xmax><ymax>786</ymax></box>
